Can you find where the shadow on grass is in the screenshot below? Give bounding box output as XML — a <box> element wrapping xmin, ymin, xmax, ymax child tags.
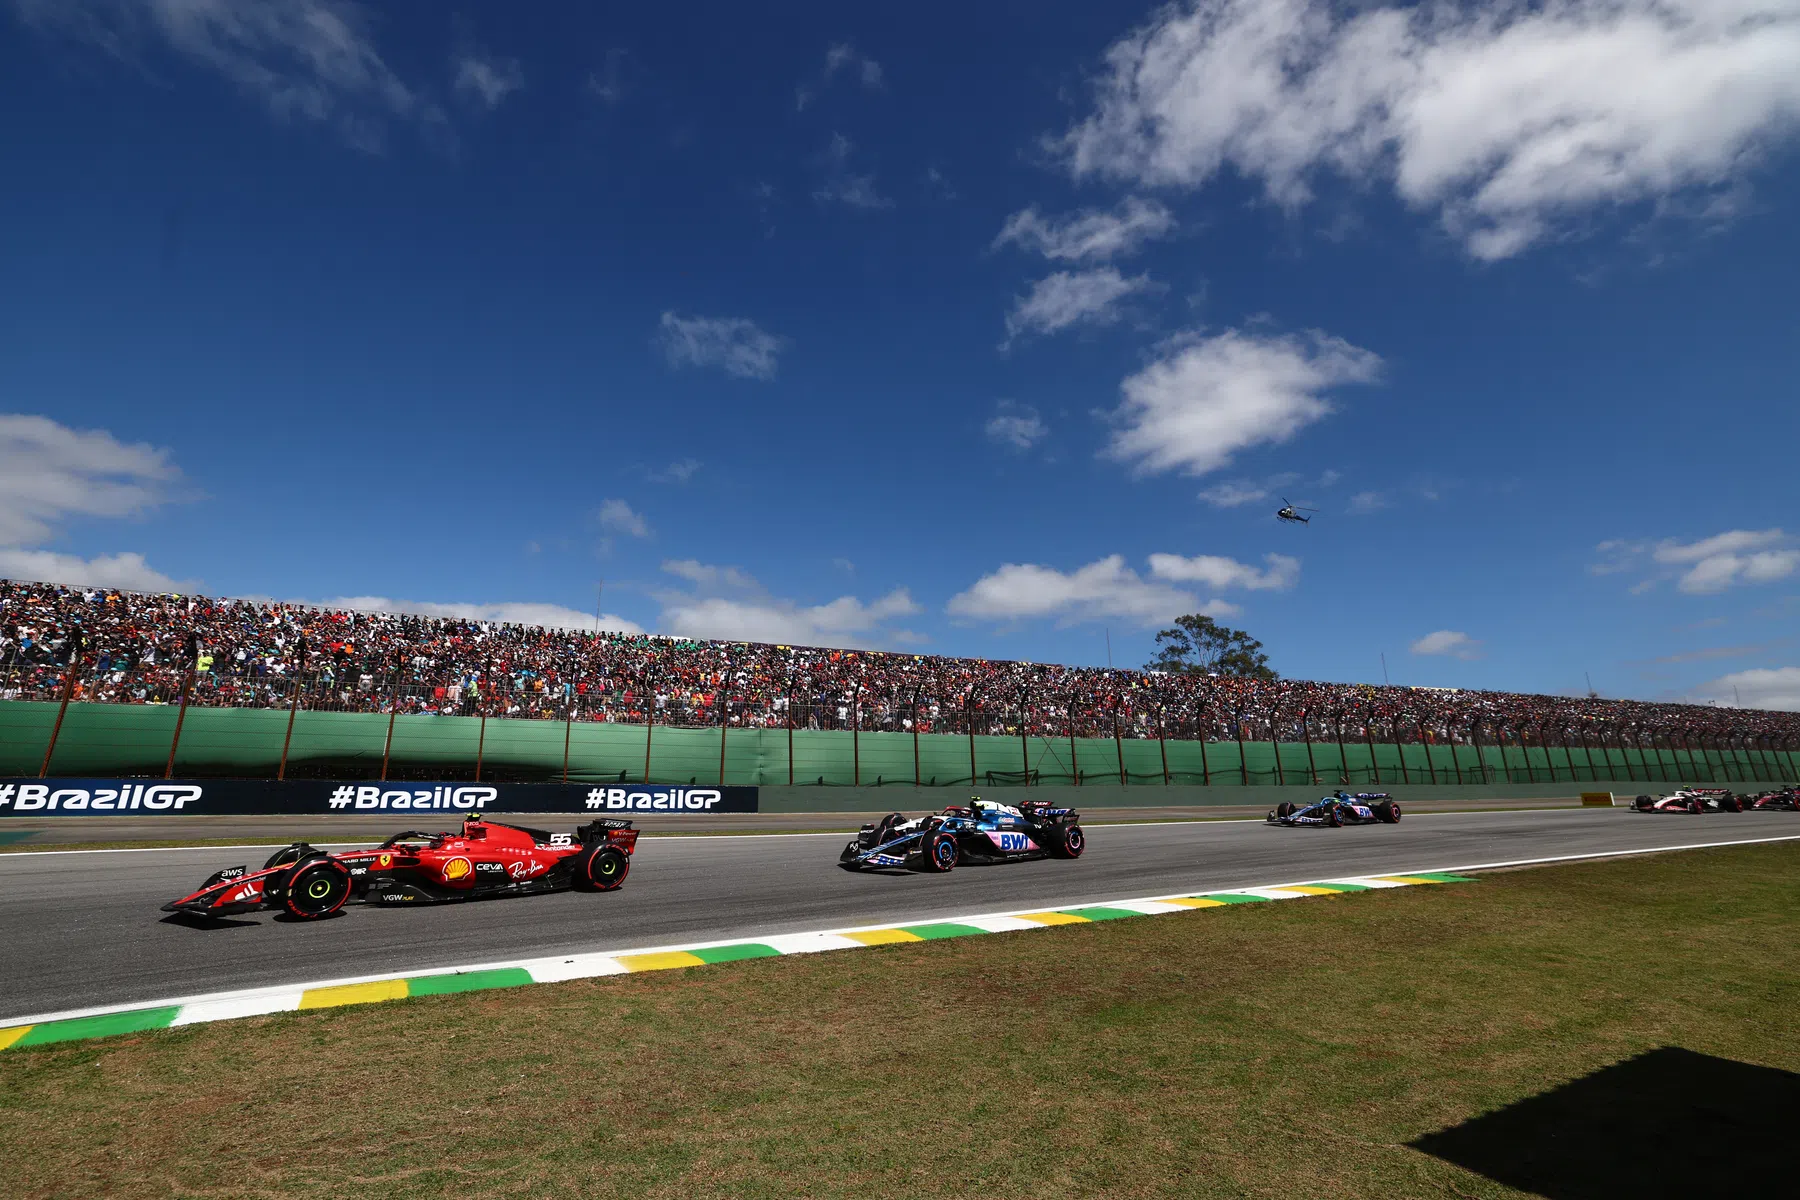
<box><xmin>1411</xmin><ymin>1046</ymin><xmax>1796</xmax><ymax>1197</ymax></box>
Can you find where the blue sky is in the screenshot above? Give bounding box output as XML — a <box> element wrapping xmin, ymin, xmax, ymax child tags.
<box><xmin>2</xmin><ymin>0</ymin><xmax>1798</xmax><ymax>708</ymax></box>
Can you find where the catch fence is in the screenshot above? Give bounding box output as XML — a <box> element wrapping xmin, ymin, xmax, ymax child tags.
<box><xmin>3</xmin><ymin>658</ymin><xmax>1795</xmax><ymax>787</ymax></box>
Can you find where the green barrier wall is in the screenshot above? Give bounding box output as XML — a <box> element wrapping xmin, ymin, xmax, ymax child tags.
<box><xmin>3</xmin><ymin>702</ymin><xmax>1795</xmax><ymax>788</ymax></box>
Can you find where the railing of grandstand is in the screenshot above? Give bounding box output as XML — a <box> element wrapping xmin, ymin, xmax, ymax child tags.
<box><xmin>5</xmin><ymin>647</ymin><xmax>1799</xmax><ymax>787</ymax></box>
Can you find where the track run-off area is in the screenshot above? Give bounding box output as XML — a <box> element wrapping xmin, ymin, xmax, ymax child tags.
<box><xmin>3</xmin><ymin>808</ymin><xmax>1797</xmax><ymax>1023</ymax></box>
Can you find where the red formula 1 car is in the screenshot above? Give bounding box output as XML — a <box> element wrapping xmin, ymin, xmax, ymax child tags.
<box><xmin>1747</xmin><ymin>786</ymin><xmax>1800</xmax><ymax>811</ymax></box>
<box><xmin>1631</xmin><ymin>788</ymin><xmax>1743</xmax><ymax>814</ymax></box>
<box><xmin>162</xmin><ymin>815</ymin><xmax>639</xmax><ymax>920</ymax></box>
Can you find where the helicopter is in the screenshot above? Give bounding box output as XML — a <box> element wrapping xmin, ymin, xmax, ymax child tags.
<box><xmin>1275</xmin><ymin>498</ymin><xmax>1318</xmax><ymax>526</ymax></box>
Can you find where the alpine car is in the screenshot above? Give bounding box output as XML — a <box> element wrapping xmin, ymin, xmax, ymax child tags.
<box><xmin>838</xmin><ymin>796</ymin><xmax>1084</xmax><ymax>872</ymax></box>
<box><xmin>163</xmin><ymin>814</ymin><xmax>639</xmax><ymax>920</ymax></box>
<box><xmin>1747</xmin><ymin>786</ymin><xmax>1800</xmax><ymax>811</ymax></box>
<box><xmin>1631</xmin><ymin>788</ymin><xmax>1743</xmax><ymax>813</ymax></box>
<box><xmin>1267</xmin><ymin>791</ymin><xmax>1402</xmax><ymax>827</ymax></box>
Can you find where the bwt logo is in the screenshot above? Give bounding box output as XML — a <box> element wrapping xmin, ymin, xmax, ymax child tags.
<box><xmin>326</xmin><ymin>786</ymin><xmax>497</xmax><ymax>811</ymax></box>
<box><xmin>586</xmin><ymin>787</ymin><xmax>723</xmax><ymax>811</ymax></box>
<box><xmin>0</xmin><ymin>783</ymin><xmax>202</xmax><ymax>812</ymax></box>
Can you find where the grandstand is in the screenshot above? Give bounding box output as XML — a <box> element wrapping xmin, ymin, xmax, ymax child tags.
<box><xmin>3</xmin><ymin>578</ymin><xmax>1795</xmax><ymax>786</ymax></box>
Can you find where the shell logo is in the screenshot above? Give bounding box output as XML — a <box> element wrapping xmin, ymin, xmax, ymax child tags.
<box><xmin>442</xmin><ymin>856</ymin><xmax>473</xmax><ymax>881</ymax></box>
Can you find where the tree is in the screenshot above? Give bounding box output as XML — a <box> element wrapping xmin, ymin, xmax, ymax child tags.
<box><xmin>1145</xmin><ymin>615</ymin><xmax>1277</xmax><ymax>680</ymax></box>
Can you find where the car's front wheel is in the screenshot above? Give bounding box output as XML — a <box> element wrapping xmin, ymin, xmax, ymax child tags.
<box><xmin>916</xmin><ymin>830</ymin><xmax>958</xmax><ymax>872</ymax></box>
<box><xmin>279</xmin><ymin>858</ymin><xmax>352</xmax><ymax>919</ymax></box>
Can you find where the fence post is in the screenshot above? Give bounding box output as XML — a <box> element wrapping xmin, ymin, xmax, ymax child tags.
<box><xmin>1558</xmin><ymin>727</ymin><xmax>1580</xmax><ymax>783</ymax></box>
<box><xmin>1395</xmin><ymin>721</ymin><xmax>1411</xmax><ymax>785</ymax></box>
<box><xmin>1782</xmin><ymin>736</ymin><xmax>1799</xmax><ymax>779</ymax></box>
<box><xmin>1578</xmin><ymin>727</ymin><xmax>1599</xmax><ymax>782</ymax></box>
<box><xmin>912</xmin><ymin>688</ymin><xmax>922</xmax><ymax>788</ymax></box>
<box><xmin>1365</xmin><ymin>721</ymin><xmax>1380</xmax><ymax>785</ymax></box>
<box><xmin>1333</xmin><ymin>710</ymin><xmax>1349</xmax><ymax>784</ymax></box>
<box><xmin>1302</xmin><ymin>708</ymin><xmax>1319</xmax><ymax>786</ymax></box>
<box><xmin>1066</xmin><ymin>690</ymin><xmax>1081</xmax><ymax>786</ymax></box>
<box><xmin>1019</xmin><ymin>684</ymin><xmax>1032</xmax><ymax>786</ymax></box>
<box><xmin>851</xmin><ymin>682</ymin><xmax>861</xmax><ymax>788</ymax></box>
<box><xmin>562</xmin><ymin>684</ymin><xmax>574</xmax><ymax>785</ymax></box>
<box><xmin>718</xmin><ymin>665</ymin><xmax>734</xmax><ymax>786</ymax></box>
<box><xmin>1270</xmin><ymin>706</ymin><xmax>1285</xmax><ymax>787</ymax></box>
<box><xmin>1419</xmin><ymin>720</ymin><xmax>1437</xmax><ymax>786</ymax></box>
<box><xmin>277</xmin><ymin>637</ymin><xmax>306</xmax><ymax>781</ymax></box>
<box><xmin>1537</xmin><ymin>723</ymin><xmax>1557</xmax><ymax>784</ymax></box>
<box><xmin>1157</xmin><ymin>705</ymin><xmax>1170</xmax><ymax>785</ymax></box>
<box><xmin>1236</xmin><ymin>710</ymin><xmax>1249</xmax><ymax>786</ymax></box>
<box><xmin>164</xmin><ymin>643</ymin><xmax>199</xmax><ymax>781</ymax></box>
<box><xmin>475</xmin><ymin>710</ymin><xmax>487</xmax><ymax>783</ymax></box>
<box><xmin>642</xmin><ymin>676</ymin><xmax>656</xmax><ymax>784</ymax></box>
<box><xmin>786</xmin><ymin>678</ymin><xmax>796</xmax><ymax>787</ymax></box>
<box><xmin>1112</xmin><ymin>692</ymin><xmax>1125</xmax><ymax>786</ymax></box>
<box><xmin>382</xmin><ymin>682</ymin><xmax>399</xmax><ymax>783</ymax></box>
<box><xmin>38</xmin><ymin>629</ymin><xmax>84</xmax><ymax>778</ymax></box>
<box><xmin>1198</xmin><ymin>707</ymin><xmax>1210</xmax><ymax>786</ymax></box>
<box><xmin>966</xmin><ymin>690</ymin><xmax>978</xmax><ymax>788</ymax></box>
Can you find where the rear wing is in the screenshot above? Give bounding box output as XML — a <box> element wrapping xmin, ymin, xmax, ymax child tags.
<box><xmin>576</xmin><ymin>817</ymin><xmax>639</xmax><ymax>852</ymax></box>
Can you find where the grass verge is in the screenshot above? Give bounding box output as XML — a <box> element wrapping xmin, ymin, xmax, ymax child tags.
<box><xmin>2</xmin><ymin>843</ymin><xmax>1795</xmax><ymax>1198</ymax></box>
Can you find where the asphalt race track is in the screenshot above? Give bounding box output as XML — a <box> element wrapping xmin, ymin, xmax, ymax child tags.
<box><xmin>3</xmin><ymin>809</ymin><xmax>1795</xmax><ymax>1022</ymax></box>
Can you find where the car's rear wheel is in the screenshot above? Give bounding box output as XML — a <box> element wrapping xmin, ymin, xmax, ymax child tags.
<box><xmin>1047</xmin><ymin>823</ymin><xmax>1085</xmax><ymax>859</ymax></box>
<box><xmin>916</xmin><ymin>830</ymin><xmax>958</xmax><ymax>872</ymax></box>
<box><xmin>280</xmin><ymin>858</ymin><xmax>352</xmax><ymax>919</ymax></box>
<box><xmin>572</xmin><ymin>845</ymin><xmax>630</xmax><ymax>892</ymax></box>
<box><xmin>1722</xmin><ymin>793</ymin><xmax>1742</xmax><ymax>813</ymax></box>
<box><xmin>1377</xmin><ymin>801</ymin><xmax>1402</xmax><ymax>824</ymax></box>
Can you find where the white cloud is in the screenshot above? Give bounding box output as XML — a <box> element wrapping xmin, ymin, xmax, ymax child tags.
<box><xmin>985</xmin><ymin>402</ymin><xmax>1048</xmax><ymax>451</ymax></box>
<box><xmin>1004</xmin><ymin>267</ymin><xmax>1158</xmax><ymax>344</ymax></box>
<box><xmin>654</xmin><ymin>559</ymin><xmax>918</xmax><ymax>647</ymax></box>
<box><xmin>597</xmin><ymin>499</ymin><xmax>650</xmax><ymax>538</ymax></box>
<box><xmin>812</xmin><ymin>133</ymin><xmax>891</xmax><ymax>209</ymax></box>
<box><xmin>453</xmin><ymin>53</ymin><xmax>522</xmax><ymax>110</ymax></box>
<box><xmin>648</xmin><ymin>458</ymin><xmax>701</xmax><ymax>484</ymax></box>
<box><xmin>1148</xmin><ymin>551</ymin><xmax>1300</xmax><ymax>591</ymax></box>
<box><xmin>0</xmin><ymin>413</ymin><xmax>184</xmax><ymax>546</ymax></box>
<box><xmin>13</xmin><ymin>0</ymin><xmax>441</xmax><ymax>151</ymax></box>
<box><xmin>1602</xmin><ymin>528</ymin><xmax>1800</xmax><ymax>593</ymax></box>
<box><xmin>948</xmin><ymin>556</ymin><xmax>1205</xmax><ymax>626</ymax></box>
<box><xmin>0</xmin><ymin>548</ymin><xmax>190</xmax><ymax>592</ymax></box>
<box><xmin>993</xmin><ymin>196</ymin><xmax>1175</xmax><ymax>262</ymax></box>
<box><xmin>1693</xmin><ymin>665</ymin><xmax>1800</xmax><ymax>712</ymax></box>
<box><xmin>1348</xmin><ymin>490</ymin><xmax>1388</xmax><ymax>515</ymax></box>
<box><xmin>1057</xmin><ymin>0</ymin><xmax>1800</xmax><ymax>259</ymax></box>
<box><xmin>1103</xmin><ymin>328</ymin><xmax>1381</xmax><ymax>477</ymax></box>
<box><xmin>322</xmin><ymin>595</ymin><xmax>642</xmax><ymax>635</ymax></box>
<box><xmin>1198</xmin><ymin>480</ymin><xmax>1270</xmax><ymax>508</ymax></box>
<box><xmin>656</xmin><ymin>312</ymin><xmax>786</xmax><ymax>380</ymax></box>
<box><xmin>1410</xmin><ymin>629</ymin><xmax>1483</xmax><ymax>659</ymax></box>
<box><xmin>823</xmin><ymin>41</ymin><xmax>883</xmax><ymax>89</ymax></box>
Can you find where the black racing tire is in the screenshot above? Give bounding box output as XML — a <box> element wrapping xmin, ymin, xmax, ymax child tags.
<box><xmin>1633</xmin><ymin>795</ymin><xmax>1654</xmax><ymax>812</ymax></box>
<box><xmin>1377</xmin><ymin>801</ymin><xmax>1402</xmax><ymax>824</ymax></box>
<box><xmin>279</xmin><ymin>858</ymin><xmax>352</xmax><ymax>919</ymax></box>
<box><xmin>262</xmin><ymin>842</ymin><xmax>316</xmax><ymax>871</ymax></box>
<box><xmin>1325</xmin><ymin>804</ymin><xmax>1343</xmax><ymax>828</ymax></box>
<box><xmin>869</xmin><ymin>813</ymin><xmax>906</xmax><ymax>846</ymax></box>
<box><xmin>1276</xmin><ymin>802</ymin><xmax>1294</xmax><ymax>819</ymax></box>
<box><xmin>572</xmin><ymin>845</ymin><xmax>630</xmax><ymax>892</ymax></box>
<box><xmin>916</xmin><ymin>830</ymin><xmax>958</xmax><ymax>873</ymax></box>
<box><xmin>1047</xmin><ymin>823</ymin><xmax>1085</xmax><ymax>860</ymax></box>
<box><xmin>1721</xmin><ymin>793</ymin><xmax>1742</xmax><ymax>813</ymax></box>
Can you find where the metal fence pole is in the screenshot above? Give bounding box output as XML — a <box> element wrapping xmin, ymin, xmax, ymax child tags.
<box><xmin>1333</xmin><ymin>710</ymin><xmax>1348</xmax><ymax>784</ymax></box>
<box><xmin>718</xmin><ymin>665</ymin><xmax>734</xmax><ymax>786</ymax></box>
<box><xmin>912</xmin><ymin>688</ymin><xmax>922</xmax><ymax>787</ymax></box>
<box><xmin>1066</xmin><ymin>689</ymin><xmax>1081</xmax><ymax>786</ymax></box>
<box><xmin>966</xmin><ymin>690</ymin><xmax>978</xmax><ymax>788</ymax></box>
<box><xmin>1156</xmin><ymin>705</ymin><xmax>1170</xmax><ymax>785</ymax></box>
<box><xmin>1419</xmin><ymin>720</ymin><xmax>1437</xmax><ymax>786</ymax></box>
<box><xmin>277</xmin><ymin>637</ymin><xmax>306</xmax><ymax>781</ymax></box>
<box><xmin>165</xmin><ymin>663</ymin><xmax>197</xmax><ymax>780</ymax></box>
<box><xmin>1395</xmin><ymin>721</ymin><xmax>1411</xmax><ymax>785</ymax></box>
<box><xmin>1538</xmin><ymin>723</ymin><xmax>1557</xmax><ymax>784</ymax></box>
<box><xmin>1302</xmin><ymin>709</ymin><xmax>1319</xmax><ymax>786</ymax></box>
<box><xmin>1579</xmin><ymin>727</ymin><xmax>1599</xmax><ymax>782</ymax></box>
<box><xmin>1365</xmin><ymin>722</ymin><xmax>1380</xmax><ymax>785</ymax></box>
<box><xmin>642</xmin><ymin>678</ymin><xmax>656</xmax><ymax>784</ymax></box>
<box><xmin>1198</xmin><ymin>707</ymin><xmax>1211</xmax><ymax>786</ymax></box>
<box><xmin>786</xmin><ymin>679</ymin><xmax>796</xmax><ymax>787</ymax></box>
<box><xmin>1270</xmin><ymin>707</ymin><xmax>1285</xmax><ymax>787</ymax></box>
<box><xmin>1112</xmin><ymin>693</ymin><xmax>1125</xmax><ymax>786</ymax></box>
<box><xmin>851</xmin><ymin>682</ymin><xmax>861</xmax><ymax>788</ymax></box>
<box><xmin>382</xmin><ymin>681</ymin><xmax>399</xmax><ymax>783</ymax></box>
<box><xmin>475</xmin><ymin>711</ymin><xmax>487</xmax><ymax>783</ymax></box>
<box><xmin>38</xmin><ymin>630</ymin><xmax>84</xmax><ymax>778</ymax></box>
<box><xmin>1020</xmin><ymin>684</ymin><xmax>1032</xmax><ymax>786</ymax></box>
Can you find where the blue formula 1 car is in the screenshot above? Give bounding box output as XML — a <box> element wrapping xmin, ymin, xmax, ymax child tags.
<box><xmin>838</xmin><ymin>796</ymin><xmax>1085</xmax><ymax>872</ymax></box>
<box><xmin>1268</xmin><ymin>791</ymin><xmax>1402</xmax><ymax>827</ymax></box>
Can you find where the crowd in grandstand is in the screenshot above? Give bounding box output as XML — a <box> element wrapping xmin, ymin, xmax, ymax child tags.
<box><xmin>3</xmin><ymin>578</ymin><xmax>1796</xmax><ymax>754</ymax></box>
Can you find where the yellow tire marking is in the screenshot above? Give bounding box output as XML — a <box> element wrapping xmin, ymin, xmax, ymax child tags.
<box><xmin>1376</xmin><ymin>875</ymin><xmax>1447</xmax><ymax>885</ymax></box>
<box><xmin>615</xmin><ymin>951</ymin><xmax>707</xmax><ymax>972</ymax></box>
<box><xmin>1161</xmin><ymin>897</ymin><xmax>1229</xmax><ymax>908</ymax></box>
<box><xmin>1281</xmin><ymin>885</ymin><xmax>1345</xmax><ymax>896</ymax></box>
<box><xmin>298</xmin><ymin>980</ymin><xmax>410</xmax><ymax>1009</ymax></box>
<box><xmin>0</xmin><ymin>1025</ymin><xmax>33</xmax><ymax>1051</ymax></box>
<box><xmin>841</xmin><ymin>929</ymin><xmax>923</xmax><ymax>946</ymax></box>
<box><xmin>1016</xmin><ymin>912</ymin><xmax>1091</xmax><ymax>926</ymax></box>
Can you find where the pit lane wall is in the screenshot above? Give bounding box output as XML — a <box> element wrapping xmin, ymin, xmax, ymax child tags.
<box><xmin>1</xmin><ymin>701</ymin><xmax>1794</xmax><ymax>791</ymax></box>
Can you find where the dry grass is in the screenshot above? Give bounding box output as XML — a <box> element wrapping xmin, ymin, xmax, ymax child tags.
<box><xmin>2</xmin><ymin>843</ymin><xmax>1795</xmax><ymax>1199</ymax></box>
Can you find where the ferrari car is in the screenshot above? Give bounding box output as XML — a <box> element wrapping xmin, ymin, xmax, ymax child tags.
<box><xmin>1267</xmin><ymin>791</ymin><xmax>1401</xmax><ymax>827</ymax></box>
<box><xmin>163</xmin><ymin>814</ymin><xmax>639</xmax><ymax>920</ymax></box>
<box><xmin>1746</xmin><ymin>786</ymin><xmax>1799</xmax><ymax>811</ymax></box>
<box><xmin>838</xmin><ymin>796</ymin><xmax>1084</xmax><ymax>872</ymax></box>
<box><xmin>1631</xmin><ymin>788</ymin><xmax>1743</xmax><ymax>813</ymax></box>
